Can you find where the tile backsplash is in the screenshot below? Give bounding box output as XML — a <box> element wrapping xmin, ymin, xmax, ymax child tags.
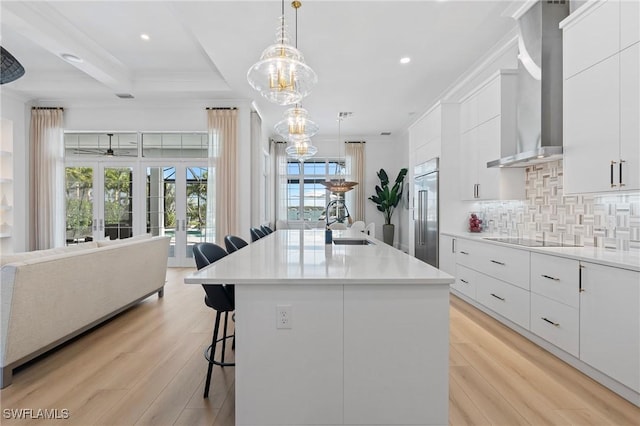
<box><xmin>476</xmin><ymin>160</ymin><xmax>640</xmax><ymax>251</ymax></box>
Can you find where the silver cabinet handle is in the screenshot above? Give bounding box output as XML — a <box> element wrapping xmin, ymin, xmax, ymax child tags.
<box><xmin>542</xmin><ymin>317</ymin><xmax>560</xmax><ymax>327</ymax></box>
<box><xmin>490</xmin><ymin>293</ymin><xmax>505</xmax><ymax>301</ymax></box>
<box><xmin>93</xmin><ymin>219</ymin><xmax>97</xmax><ymax>231</ymax></box>
<box><xmin>490</xmin><ymin>259</ymin><xmax>505</xmax><ymax>265</ymax></box>
<box><xmin>182</xmin><ymin>220</ymin><xmax>187</xmax><ymax>232</ymax></box>
<box><xmin>610</xmin><ymin>160</ymin><xmax>617</xmax><ymax>188</ymax></box>
<box><xmin>619</xmin><ymin>159</ymin><xmax>625</xmax><ymax>187</ymax></box>
<box><xmin>460</xmin><ymin>279</ymin><xmax>469</xmax><ymax>284</ymax></box>
<box><xmin>460</xmin><ymin>251</ymin><xmax>469</xmax><ymax>255</ymax></box>
<box><xmin>541</xmin><ymin>274</ymin><xmax>560</xmax><ymax>281</ymax></box>
<box><xmin>99</xmin><ymin>219</ymin><xmax>104</xmax><ymax>231</ymax></box>
<box><xmin>476</xmin><ymin>183</ymin><xmax>480</xmax><ymax>199</ymax></box>
<box><xmin>452</xmin><ymin>238</ymin><xmax>456</xmax><ymax>253</ymax></box>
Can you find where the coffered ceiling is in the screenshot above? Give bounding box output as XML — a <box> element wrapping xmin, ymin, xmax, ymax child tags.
<box><xmin>1</xmin><ymin>1</ymin><xmax>517</xmax><ymax>139</ymax></box>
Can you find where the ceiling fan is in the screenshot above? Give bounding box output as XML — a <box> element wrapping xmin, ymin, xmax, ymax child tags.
<box><xmin>72</xmin><ymin>133</ymin><xmax>137</xmax><ymax>157</ymax></box>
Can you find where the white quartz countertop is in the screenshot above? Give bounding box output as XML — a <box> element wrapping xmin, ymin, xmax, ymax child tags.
<box><xmin>185</xmin><ymin>229</ymin><xmax>454</xmax><ymax>285</ymax></box>
<box><xmin>442</xmin><ymin>232</ymin><xmax>640</xmax><ymax>272</ymax></box>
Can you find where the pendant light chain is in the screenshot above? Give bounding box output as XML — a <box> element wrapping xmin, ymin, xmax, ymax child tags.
<box><xmin>281</xmin><ymin>0</ymin><xmax>285</xmax><ymax>43</ymax></box>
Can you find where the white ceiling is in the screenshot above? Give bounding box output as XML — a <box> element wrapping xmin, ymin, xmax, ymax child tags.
<box><xmin>0</xmin><ymin>1</ymin><xmax>517</xmax><ymax>139</ymax></box>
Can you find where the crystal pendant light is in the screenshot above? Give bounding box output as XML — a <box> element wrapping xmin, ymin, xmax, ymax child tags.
<box><xmin>247</xmin><ymin>1</ymin><xmax>317</xmax><ymax>106</ymax></box>
<box><xmin>274</xmin><ymin>105</ymin><xmax>319</xmax><ymax>142</ymax></box>
<box><xmin>286</xmin><ymin>137</ymin><xmax>318</xmax><ymax>162</ymax></box>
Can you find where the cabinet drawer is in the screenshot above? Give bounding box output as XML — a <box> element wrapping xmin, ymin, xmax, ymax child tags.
<box><xmin>530</xmin><ymin>253</ymin><xmax>580</xmax><ymax>308</ymax></box>
<box><xmin>476</xmin><ymin>274</ymin><xmax>530</xmax><ymax>330</ymax></box>
<box><xmin>479</xmin><ymin>244</ymin><xmax>530</xmax><ymax>290</ymax></box>
<box><xmin>531</xmin><ymin>293</ymin><xmax>579</xmax><ymax>357</ymax></box>
<box><xmin>452</xmin><ymin>264</ymin><xmax>477</xmax><ymax>300</ymax></box>
<box><xmin>455</xmin><ymin>239</ymin><xmax>483</xmax><ymax>271</ymax></box>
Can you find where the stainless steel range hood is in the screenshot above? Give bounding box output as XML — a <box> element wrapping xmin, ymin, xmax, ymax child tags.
<box><xmin>487</xmin><ymin>0</ymin><xmax>569</xmax><ymax>168</ymax></box>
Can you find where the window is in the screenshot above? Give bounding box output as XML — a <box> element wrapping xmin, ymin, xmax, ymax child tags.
<box><xmin>285</xmin><ymin>159</ymin><xmax>344</xmax><ymax>223</ymax></box>
<box><xmin>64</xmin><ymin>132</ymin><xmax>138</xmax><ymax>158</ymax></box>
<box><xmin>142</xmin><ymin>132</ymin><xmax>208</xmax><ymax>158</ymax></box>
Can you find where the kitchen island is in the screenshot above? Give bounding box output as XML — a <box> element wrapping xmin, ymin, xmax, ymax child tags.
<box><xmin>185</xmin><ymin>229</ymin><xmax>454</xmax><ymax>426</ymax></box>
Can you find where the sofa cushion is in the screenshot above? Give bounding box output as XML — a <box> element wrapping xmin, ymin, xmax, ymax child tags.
<box><xmin>0</xmin><ymin>242</ymin><xmax>99</xmax><ymax>266</ymax></box>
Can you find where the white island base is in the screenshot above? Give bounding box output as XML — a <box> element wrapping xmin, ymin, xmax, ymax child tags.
<box><xmin>235</xmin><ymin>282</ymin><xmax>449</xmax><ymax>426</ymax></box>
<box><xmin>185</xmin><ymin>230</ymin><xmax>453</xmax><ymax>425</ymax></box>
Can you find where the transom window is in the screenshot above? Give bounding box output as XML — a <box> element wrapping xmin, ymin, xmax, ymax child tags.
<box><xmin>64</xmin><ymin>132</ymin><xmax>208</xmax><ymax>159</ymax></box>
<box><xmin>286</xmin><ymin>159</ymin><xmax>344</xmax><ymax>222</ymax></box>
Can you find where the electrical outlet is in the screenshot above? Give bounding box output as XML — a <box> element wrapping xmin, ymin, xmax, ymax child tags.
<box><xmin>276</xmin><ymin>305</ymin><xmax>292</xmax><ymax>329</ymax></box>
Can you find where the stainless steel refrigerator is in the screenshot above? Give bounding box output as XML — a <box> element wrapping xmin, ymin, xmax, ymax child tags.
<box><xmin>414</xmin><ymin>158</ymin><xmax>439</xmax><ymax>268</ymax></box>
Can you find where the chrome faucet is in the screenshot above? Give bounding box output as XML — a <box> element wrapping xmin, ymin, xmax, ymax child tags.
<box><xmin>325</xmin><ymin>197</ymin><xmax>350</xmax><ymax>228</ymax></box>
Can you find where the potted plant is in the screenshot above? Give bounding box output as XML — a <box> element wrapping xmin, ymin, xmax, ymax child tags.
<box><xmin>368</xmin><ymin>167</ymin><xmax>408</xmax><ymax>245</ymax></box>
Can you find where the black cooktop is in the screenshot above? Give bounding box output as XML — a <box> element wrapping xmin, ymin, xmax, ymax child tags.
<box><xmin>483</xmin><ymin>237</ymin><xmax>578</xmax><ymax>248</ymax></box>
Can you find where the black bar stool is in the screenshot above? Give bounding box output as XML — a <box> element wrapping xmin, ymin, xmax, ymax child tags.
<box><xmin>193</xmin><ymin>242</ymin><xmax>235</xmax><ymax>398</ymax></box>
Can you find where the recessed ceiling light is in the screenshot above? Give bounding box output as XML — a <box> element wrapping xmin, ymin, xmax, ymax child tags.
<box><xmin>140</xmin><ymin>34</ymin><xmax>150</xmax><ymax>41</ymax></box>
<box><xmin>61</xmin><ymin>53</ymin><xmax>83</xmax><ymax>63</ymax></box>
<box><xmin>400</xmin><ymin>57</ymin><xmax>411</xmax><ymax>64</ymax></box>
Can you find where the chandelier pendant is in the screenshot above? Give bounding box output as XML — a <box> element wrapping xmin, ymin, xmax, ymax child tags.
<box><xmin>247</xmin><ymin>1</ymin><xmax>317</xmax><ymax>106</ymax></box>
<box><xmin>275</xmin><ymin>105</ymin><xmax>319</xmax><ymax>143</ymax></box>
<box><xmin>286</xmin><ymin>137</ymin><xmax>318</xmax><ymax>163</ymax></box>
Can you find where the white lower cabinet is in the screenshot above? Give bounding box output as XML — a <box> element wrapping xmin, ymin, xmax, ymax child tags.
<box><xmin>531</xmin><ymin>293</ymin><xmax>580</xmax><ymax>357</ymax></box>
<box><xmin>580</xmin><ymin>262</ymin><xmax>640</xmax><ymax>393</ymax></box>
<box><xmin>531</xmin><ymin>253</ymin><xmax>580</xmax><ymax>308</ymax></box>
<box><xmin>438</xmin><ymin>235</ymin><xmax>456</xmax><ymax>276</ymax></box>
<box><xmin>476</xmin><ymin>274</ymin><xmax>530</xmax><ymax>330</ymax></box>
<box><xmin>453</xmin><ymin>264</ymin><xmax>477</xmax><ymax>300</ymax></box>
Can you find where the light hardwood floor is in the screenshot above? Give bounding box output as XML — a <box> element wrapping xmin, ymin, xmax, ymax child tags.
<box><xmin>1</xmin><ymin>268</ymin><xmax>638</xmax><ymax>425</ymax></box>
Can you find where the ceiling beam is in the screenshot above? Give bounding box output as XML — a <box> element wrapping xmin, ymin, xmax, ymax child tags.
<box><xmin>2</xmin><ymin>2</ymin><xmax>133</xmax><ymax>95</ymax></box>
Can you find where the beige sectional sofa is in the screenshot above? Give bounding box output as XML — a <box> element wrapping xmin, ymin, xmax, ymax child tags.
<box><xmin>0</xmin><ymin>235</ymin><xmax>170</xmax><ymax>387</ymax></box>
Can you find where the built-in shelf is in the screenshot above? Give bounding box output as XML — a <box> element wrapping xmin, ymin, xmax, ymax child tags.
<box><xmin>0</xmin><ymin>178</ymin><xmax>13</xmax><ymax>184</ymax></box>
<box><xmin>0</xmin><ymin>233</ymin><xmax>12</xmax><ymax>238</ymax></box>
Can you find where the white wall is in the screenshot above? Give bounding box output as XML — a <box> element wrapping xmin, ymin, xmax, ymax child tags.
<box><xmin>0</xmin><ymin>89</ymin><xmax>31</xmax><ymax>252</ymax></box>
<box><xmin>404</xmin><ymin>35</ymin><xmax>520</xmax><ymax>238</ymax></box>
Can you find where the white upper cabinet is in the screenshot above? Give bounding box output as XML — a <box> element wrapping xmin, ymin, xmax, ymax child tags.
<box><xmin>410</xmin><ymin>104</ymin><xmax>444</xmax><ymax>166</ymax></box>
<box><xmin>563</xmin><ymin>54</ymin><xmax>620</xmax><ymax>194</ymax></box>
<box><xmin>562</xmin><ymin>0</ymin><xmax>619</xmax><ymax>79</ymax></box>
<box><xmin>619</xmin><ymin>43</ymin><xmax>640</xmax><ymax>191</ymax></box>
<box><xmin>459</xmin><ymin>70</ymin><xmax>524</xmax><ymax>201</ymax></box>
<box><xmin>562</xmin><ymin>0</ymin><xmax>640</xmax><ymax>194</ymax></box>
<box><xmin>621</xmin><ymin>0</ymin><xmax>640</xmax><ymax>50</ymax></box>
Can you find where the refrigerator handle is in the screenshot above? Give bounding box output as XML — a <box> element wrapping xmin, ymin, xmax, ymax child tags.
<box><xmin>419</xmin><ymin>190</ymin><xmax>429</xmax><ymax>245</ymax></box>
<box><xmin>417</xmin><ymin>190</ymin><xmax>423</xmax><ymax>245</ymax></box>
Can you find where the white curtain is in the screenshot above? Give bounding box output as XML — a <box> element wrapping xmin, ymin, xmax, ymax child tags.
<box><xmin>208</xmin><ymin>109</ymin><xmax>238</xmax><ymax>245</ymax></box>
<box><xmin>30</xmin><ymin>108</ymin><xmax>64</xmax><ymax>250</ymax></box>
<box><xmin>273</xmin><ymin>141</ymin><xmax>288</xmax><ymax>224</ymax></box>
<box><xmin>345</xmin><ymin>142</ymin><xmax>365</xmax><ymax>221</ymax></box>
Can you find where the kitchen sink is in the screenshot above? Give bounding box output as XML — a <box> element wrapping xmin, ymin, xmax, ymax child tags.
<box><xmin>332</xmin><ymin>238</ymin><xmax>374</xmax><ymax>246</ymax></box>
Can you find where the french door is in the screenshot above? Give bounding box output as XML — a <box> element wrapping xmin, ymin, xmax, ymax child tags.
<box><xmin>65</xmin><ymin>161</ymin><xmax>136</xmax><ymax>243</ymax></box>
<box><xmin>144</xmin><ymin>163</ymin><xmax>213</xmax><ymax>267</ymax></box>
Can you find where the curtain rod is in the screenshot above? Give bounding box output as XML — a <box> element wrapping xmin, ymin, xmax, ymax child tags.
<box><xmin>345</xmin><ymin>141</ymin><xmax>366</xmax><ymax>144</ymax></box>
<box><xmin>31</xmin><ymin>107</ymin><xmax>64</xmax><ymax>110</ymax></box>
<box><xmin>205</xmin><ymin>107</ymin><xmax>237</xmax><ymax>110</ymax></box>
